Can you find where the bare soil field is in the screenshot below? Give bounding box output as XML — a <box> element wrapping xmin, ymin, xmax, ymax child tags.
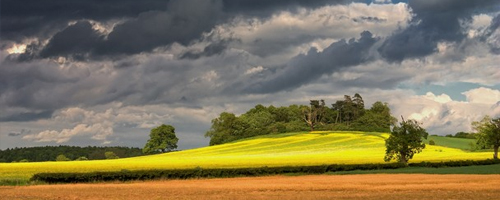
<box><xmin>1</xmin><ymin>174</ymin><xmax>499</xmax><ymax>200</ymax></box>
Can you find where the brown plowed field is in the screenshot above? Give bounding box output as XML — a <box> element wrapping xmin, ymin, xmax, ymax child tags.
<box><xmin>1</xmin><ymin>174</ymin><xmax>499</xmax><ymax>200</ymax></box>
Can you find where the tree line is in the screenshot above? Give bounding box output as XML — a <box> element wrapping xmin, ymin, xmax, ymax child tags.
<box><xmin>0</xmin><ymin>146</ymin><xmax>143</xmax><ymax>163</ymax></box>
<box><xmin>205</xmin><ymin>93</ymin><xmax>396</xmax><ymax>146</ymax></box>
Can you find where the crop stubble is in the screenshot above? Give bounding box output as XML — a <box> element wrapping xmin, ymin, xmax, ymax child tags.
<box><xmin>1</xmin><ymin>174</ymin><xmax>499</xmax><ymax>200</ymax></box>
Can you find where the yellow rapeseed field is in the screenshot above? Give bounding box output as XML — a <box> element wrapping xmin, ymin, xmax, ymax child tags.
<box><xmin>0</xmin><ymin>131</ymin><xmax>492</xmax><ymax>182</ymax></box>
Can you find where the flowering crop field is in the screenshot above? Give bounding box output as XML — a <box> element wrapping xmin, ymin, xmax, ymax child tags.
<box><xmin>0</xmin><ymin>131</ymin><xmax>492</xmax><ymax>183</ymax></box>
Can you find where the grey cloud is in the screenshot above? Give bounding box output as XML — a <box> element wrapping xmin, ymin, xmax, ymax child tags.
<box><xmin>39</xmin><ymin>21</ymin><xmax>103</xmax><ymax>60</ymax></box>
<box><xmin>7</xmin><ymin>129</ymin><xmax>31</xmax><ymax>137</ymax></box>
<box><xmin>3</xmin><ymin>0</ymin><xmax>356</xmax><ymax>60</ymax></box>
<box><xmin>34</xmin><ymin>0</ymin><xmax>223</xmax><ymax>59</ymax></box>
<box><xmin>0</xmin><ymin>0</ymin><xmax>170</xmax><ymax>42</ymax></box>
<box><xmin>0</xmin><ymin>111</ymin><xmax>53</xmax><ymax>122</ymax></box>
<box><xmin>179</xmin><ymin>40</ymin><xmax>232</xmax><ymax>59</ymax></box>
<box><xmin>0</xmin><ymin>59</ymin><xmax>90</xmax><ymax>111</ymax></box>
<box><xmin>222</xmin><ymin>0</ymin><xmax>353</xmax><ymax>18</ymax></box>
<box><xmin>8</xmin><ymin>132</ymin><xmax>21</xmax><ymax>137</ymax></box>
<box><xmin>484</xmin><ymin>14</ymin><xmax>500</xmax><ymax>54</ymax></box>
<box><xmin>242</xmin><ymin>31</ymin><xmax>378</xmax><ymax>93</ymax></box>
<box><xmin>379</xmin><ymin>0</ymin><xmax>499</xmax><ymax>62</ymax></box>
<box><xmin>1</xmin><ymin>0</ymin><xmax>351</xmax><ymax>43</ymax></box>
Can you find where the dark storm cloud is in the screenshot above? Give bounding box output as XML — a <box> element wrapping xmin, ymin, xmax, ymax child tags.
<box><xmin>379</xmin><ymin>0</ymin><xmax>499</xmax><ymax>62</ymax></box>
<box><xmin>243</xmin><ymin>31</ymin><xmax>378</xmax><ymax>93</ymax></box>
<box><xmin>39</xmin><ymin>21</ymin><xmax>103</xmax><ymax>60</ymax></box>
<box><xmin>33</xmin><ymin>0</ymin><xmax>223</xmax><ymax>59</ymax></box>
<box><xmin>2</xmin><ymin>0</ymin><xmax>355</xmax><ymax>60</ymax></box>
<box><xmin>0</xmin><ymin>0</ymin><xmax>169</xmax><ymax>42</ymax></box>
<box><xmin>1</xmin><ymin>0</ymin><xmax>351</xmax><ymax>41</ymax></box>
<box><xmin>0</xmin><ymin>111</ymin><xmax>53</xmax><ymax>122</ymax></box>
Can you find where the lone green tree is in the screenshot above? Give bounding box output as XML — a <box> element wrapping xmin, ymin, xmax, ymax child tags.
<box><xmin>472</xmin><ymin>116</ymin><xmax>500</xmax><ymax>159</ymax></box>
<box><xmin>384</xmin><ymin>117</ymin><xmax>428</xmax><ymax>164</ymax></box>
<box><xmin>143</xmin><ymin>124</ymin><xmax>179</xmax><ymax>154</ymax></box>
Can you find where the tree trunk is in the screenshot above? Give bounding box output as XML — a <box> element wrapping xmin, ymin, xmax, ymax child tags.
<box><xmin>400</xmin><ymin>152</ymin><xmax>408</xmax><ymax>165</ymax></box>
<box><xmin>494</xmin><ymin>145</ymin><xmax>499</xmax><ymax>160</ymax></box>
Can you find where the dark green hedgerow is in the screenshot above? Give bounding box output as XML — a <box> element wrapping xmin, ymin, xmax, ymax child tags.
<box><xmin>30</xmin><ymin>159</ymin><xmax>500</xmax><ymax>184</ymax></box>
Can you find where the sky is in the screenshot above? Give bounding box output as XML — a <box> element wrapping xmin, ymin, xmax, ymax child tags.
<box><xmin>1</xmin><ymin>0</ymin><xmax>500</xmax><ymax>150</ymax></box>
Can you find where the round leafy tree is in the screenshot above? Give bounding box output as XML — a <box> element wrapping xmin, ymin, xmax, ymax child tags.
<box><xmin>384</xmin><ymin>117</ymin><xmax>428</xmax><ymax>164</ymax></box>
<box><xmin>143</xmin><ymin>124</ymin><xmax>179</xmax><ymax>154</ymax></box>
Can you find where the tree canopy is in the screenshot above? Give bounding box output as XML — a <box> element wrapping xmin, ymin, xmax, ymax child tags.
<box><xmin>205</xmin><ymin>94</ymin><xmax>396</xmax><ymax>146</ymax></box>
<box><xmin>384</xmin><ymin>117</ymin><xmax>429</xmax><ymax>164</ymax></box>
<box><xmin>472</xmin><ymin>116</ymin><xmax>500</xmax><ymax>159</ymax></box>
<box><xmin>0</xmin><ymin>146</ymin><xmax>142</xmax><ymax>163</ymax></box>
<box><xmin>143</xmin><ymin>124</ymin><xmax>179</xmax><ymax>154</ymax></box>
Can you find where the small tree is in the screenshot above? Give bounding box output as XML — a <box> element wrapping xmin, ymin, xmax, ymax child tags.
<box><xmin>384</xmin><ymin>117</ymin><xmax>429</xmax><ymax>164</ymax></box>
<box><xmin>472</xmin><ymin>116</ymin><xmax>500</xmax><ymax>159</ymax></box>
<box><xmin>56</xmin><ymin>154</ymin><xmax>70</xmax><ymax>161</ymax></box>
<box><xmin>302</xmin><ymin>100</ymin><xmax>326</xmax><ymax>131</ymax></box>
<box><xmin>105</xmin><ymin>151</ymin><xmax>119</xmax><ymax>159</ymax></box>
<box><xmin>143</xmin><ymin>124</ymin><xmax>179</xmax><ymax>154</ymax></box>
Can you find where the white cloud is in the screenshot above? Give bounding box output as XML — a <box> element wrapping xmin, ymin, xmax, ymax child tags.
<box><xmin>244</xmin><ymin>66</ymin><xmax>264</xmax><ymax>75</ymax></box>
<box><xmin>462</xmin><ymin>87</ymin><xmax>500</xmax><ymax>105</ymax></box>
<box><xmin>389</xmin><ymin>88</ymin><xmax>500</xmax><ymax>135</ymax></box>
<box><xmin>20</xmin><ymin>103</ymin><xmax>225</xmax><ymax>145</ymax></box>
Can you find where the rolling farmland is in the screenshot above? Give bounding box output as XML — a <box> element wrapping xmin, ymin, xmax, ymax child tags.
<box><xmin>0</xmin><ymin>131</ymin><xmax>493</xmax><ymax>184</ymax></box>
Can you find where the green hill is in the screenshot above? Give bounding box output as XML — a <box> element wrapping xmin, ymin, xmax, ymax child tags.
<box><xmin>426</xmin><ymin>135</ymin><xmax>475</xmax><ymax>150</ymax></box>
<box><xmin>0</xmin><ymin>131</ymin><xmax>493</xmax><ymax>183</ymax></box>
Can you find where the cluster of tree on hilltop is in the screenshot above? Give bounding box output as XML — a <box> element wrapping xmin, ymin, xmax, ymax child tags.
<box><xmin>0</xmin><ymin>146</ymin><xmax>143</xmax><ymax>163</ymax></box>
<box><xmin>205</xmin><ymin>93</ymin><xmax>396</xmax><ymax>146</ymax></box>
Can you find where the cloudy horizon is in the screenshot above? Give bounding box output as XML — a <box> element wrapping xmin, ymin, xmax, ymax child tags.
<box><xmin>1</xmin><ymin>0</ymin><xmax>500</xmax><ymax>150</ymax></box>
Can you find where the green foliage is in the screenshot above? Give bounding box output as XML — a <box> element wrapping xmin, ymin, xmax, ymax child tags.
<box><xmin>0</xmin><ymin>146</ymin><xmax>142</xmax><ymax>162</ymax></box>
<box><xmin>429</xmin><ymin>139</ymin><xmax>435</xmax><ymax>145</ymax></box>
<box><xmin>56</xmin><ymin>154</ymin><xmax>70</xmax><ymax>162</ymax></box>
<box><xmin>30</xmin><ymin>163</ymin><xmax>405</xmax><ymax>183</ymax></box>
<box><xmin>143</xmin><ymin>124</ymin><xmax>179</xmax><ymax>154</ymax></box>
<box><xmin>302</xmin><ymin>100</ymin><xmax>326</xmax><ymax>131</ymax></box>
<box><xmin>454</xmin><ymin>131</ymin><xmax>476</xmax><ymax>139</ymax></box>
<box><xmin>205</xmin><ymin>105</ymin><xmax>309</xmax><ymax>146</ymax></box>
<box><xmin>19</xmin><ymin>159</ymin><xmax>29</xmax><ymax>162</ymax></box>
<box><xmin>204</xmin><ymin>94</ymin><xmax>397</xmax><ymax>146</ymax></box>
<box><xmin>75</xmin><ymin>156</ymin><xmax>88</xmax><ymax>161</ymax></box>
<box><xmin>205</xmin><ymin>112</ymin><xmax>248</xmax><ymax>145</ymax></box>
<box><xmin>104</xmin><ymin>152</ymin><xmax>119</xmax><ymax>159</ymax></box>
<box><xmin>332</xmin><ymin>161</ymin><xmax>500</xmax><ymax>175</ymax></box>
<box><xmin>385</xmin><ymin>118</ymin><xmax>429</xmax><ymax>163</ymax></box>
<box><xmin>472</xmin><ymin>116</ymin><xmax>500</xmax><ymax>159</ymax></box>
<box><xmin>30</xmin><ymin>159</ymin><xmax>500</xmax><ymax>184</ymax></box>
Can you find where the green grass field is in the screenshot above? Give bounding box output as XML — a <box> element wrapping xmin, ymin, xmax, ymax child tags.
<box><xmin>0</xmin><ymin>131</ymin><xmax>494</xmax><ymax>184</ymax></box>
<box><xmin>329</xmin><ymin>164</ymin><xmax>500</xmax><ymax>175</ymax></box>
<box><xmin>426</xmin><ymin>135</ymin><xmax>475</xmax><ymax>150</ymax></box>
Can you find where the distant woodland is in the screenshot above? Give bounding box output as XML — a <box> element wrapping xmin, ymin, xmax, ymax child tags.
<box><xmin>205</xmin><ymin>94</ymin><xmax>396</xmax><ymax>145</ymax></box>
<box><xmin>0</xmin><ymin>146</ymin><xmax>143</xmax><ymax>163</ymax></box>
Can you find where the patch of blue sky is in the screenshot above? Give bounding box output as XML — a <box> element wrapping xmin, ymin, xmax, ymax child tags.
<box><xmin>400</xmin><ymin>82</ymin><xmax>500</xmax><ymax>102</ymax></box>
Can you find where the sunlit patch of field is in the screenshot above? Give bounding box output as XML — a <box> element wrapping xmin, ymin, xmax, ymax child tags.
<box><xmin>2</xmin><ymin>174</ymin><xmax>500</xmax><ymax>200</ymax></box>
<box><xmin>0</xmin><ymin>131</ymin><xmax>493</xmax><ymax>183</ymax></box>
